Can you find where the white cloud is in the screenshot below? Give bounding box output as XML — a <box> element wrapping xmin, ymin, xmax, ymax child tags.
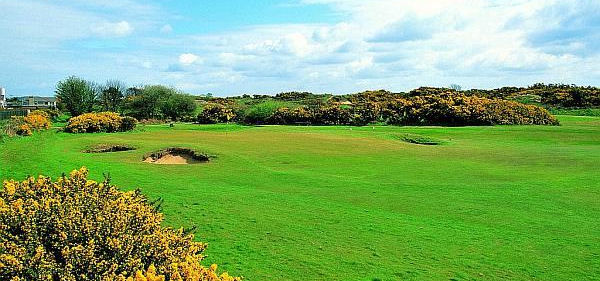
<box><xmin>1</xmin><ymin>0</ymin><xmax>598</xmax><ymax>96</ymax></box>
<box><xmin>91</xmin><ymin>21</ymin><xmax>134</xmax><ymax>37</ymax></box>
<box><xmin>160</xmin><ymin>24</ymin><xmax>173</xmax><ymax>34</ymax></box>
<box><xmin>282</xmin><ymin>33</ymin><xmax>312</xmax><ymax>56</ymax></box>
<box><xmin>242</xmin><ymin>32</ymin><xmax>314</xmax><ymax>57</ymax></box>
<box><xmin>348</xmin><ymin>57</ymin><xmax>373</xmax><ymax>73</ymax></box>
<box><xmin>178</xmin><ymin>53</ymin><xmax>200</xmax><ymax>65</ymax></box>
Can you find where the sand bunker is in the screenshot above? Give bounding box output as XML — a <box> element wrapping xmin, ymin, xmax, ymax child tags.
<box><xmin>143</xmin><ymin>148</ymin><xmax>210</xmax><ymax>165</ymax></box>
<box><xmin>84</xmin><ymin>144</ymin><xmax>136</xmax><ymax>153</ymax></box>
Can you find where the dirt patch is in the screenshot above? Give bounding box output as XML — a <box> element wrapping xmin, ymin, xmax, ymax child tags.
<box><xmin>143</xmin><ymin>148</ymin><xmax>211</xmax><ymax>165</ymax></box>
<box><xmin>84</xmin><ymin>144</ymin><xmax>136</xmax><ymax>153</ymax></box>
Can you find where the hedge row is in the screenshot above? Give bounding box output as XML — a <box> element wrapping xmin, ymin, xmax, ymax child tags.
<box><xmin>384</xmin><ymin>93</ymin><xmax>559</xmax><ymax>126</ymax></box>
<box><xmin>411</xmin><ymin>84</ymin><xmax>600</xmax><ymax>108</ymax></box>
<box><xmin>197</xmin><ymin>92</ymin><xmax>558</xmax><ymax>126</ymax></box>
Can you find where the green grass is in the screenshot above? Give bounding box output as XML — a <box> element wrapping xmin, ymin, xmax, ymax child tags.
<box><xmin>549</xmin><ymin>107</ymin><xmax>600</xmax><ymax>117</ymax></box>
<box><xmin>1</xmin><ymin>116</ymin><xmax>600</xmax><ymax>281</ymax></box>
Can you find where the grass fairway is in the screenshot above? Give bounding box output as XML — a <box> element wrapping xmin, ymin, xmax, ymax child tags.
<box><xmin>1</xmin><ymin>116</ymin><xmax>599</xmax><ymax>281</ymax></box>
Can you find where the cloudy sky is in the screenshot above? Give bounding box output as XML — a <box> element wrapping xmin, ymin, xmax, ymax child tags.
<box><xmin>0</xmin><ymin>0</ymin><xmax>598</xmax><ymax>96</ymax></box>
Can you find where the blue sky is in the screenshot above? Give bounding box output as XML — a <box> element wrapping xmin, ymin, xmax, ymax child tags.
<box><xmin>0</xmin><ymin>0</ymin><xmax>599</xmax><ymax>97</ymax></box>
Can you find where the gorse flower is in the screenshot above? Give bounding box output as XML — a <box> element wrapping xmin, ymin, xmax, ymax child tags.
<box><xmin>65</xmin><ymin>112</ymin><xmax>137</xmax><ymax>133</ymax></box>
<box><xmin>197</xmin><ymin>104</ymin><xmax>237</xmax><ymax>124</ymax></box>
<box><xmin>199</xmin><ymin>90</ymin><xmax>558</xmax><ymax>126</ymax></box>
<box><xmin>23</xmin><ymin>113</ymin><xmax>51</xmax><ymax>130</ymax></box>
<box><xmin>0</xmin><ymin>168</ymin><xmax>240</xmax><ymax>281</ymax></box>
<box><xmin>3</xmin><ymin>113</ymin><xmax>51</xmax><ymax>137</ymax></box>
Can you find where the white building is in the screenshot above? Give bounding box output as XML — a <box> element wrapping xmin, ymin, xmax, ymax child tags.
<box><xmin>0</xmin><ymin>87</ymin><xmax>6</xmax><ymax>109</ymax></box>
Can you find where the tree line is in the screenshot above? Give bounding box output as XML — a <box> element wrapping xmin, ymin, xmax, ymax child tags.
<box><xmin>55</xmin><ymin>76</ymin><xmax>597</xmax><ymax>126</ymax></box>
<box><xmin>55</xmin><ymin>76</ymin><xmax>197</xmax><ymax>120</ymax></box>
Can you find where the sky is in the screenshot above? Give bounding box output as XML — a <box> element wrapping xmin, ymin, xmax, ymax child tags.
<box><xmin>0</xmin><ymin>0</ymin><xmax>599</xmax><ymax>97</ymax></box>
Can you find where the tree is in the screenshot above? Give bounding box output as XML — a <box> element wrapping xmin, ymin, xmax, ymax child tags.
<box><xmin>449</xmin><ymin>84</ymin><xmax>463</xmax><ymax>91</ymax></box>
<box><xmin>98</xmin><ymin>79</ymin><xmax>126</xmax><ymax>112</ymax></box>
<box><xmin>161</xmin><ymin>93</ymin><xmax>197</xmax><ymax>121</ymax></box>
<box><xmin>55</xmin><ymin>76</ymin><xmax>96</xmax><ymax>116</ymax></box>
<box><xmin>125</xmin><ymin>86</ymin><xmax>143</xmax><ymax>97</ymax></box>
<box><xmin>122</xmin><ymin>85</ymin><xmax>174</xmax><ymax>120</ymax></box>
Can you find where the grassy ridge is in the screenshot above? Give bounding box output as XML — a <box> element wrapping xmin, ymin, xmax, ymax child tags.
<box><xmin>549</xmin><ymin>107</ymin><xmax>600</xmax><ymax>117</ymax></box>
<box><xmin>1</xmin><ymin>116</ymin><xmax>599</xmax><ymax>280</ymax></box>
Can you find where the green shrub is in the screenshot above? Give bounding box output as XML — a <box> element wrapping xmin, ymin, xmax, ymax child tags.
<box><xmin>162</xmin><ymin>93</ymin><xmax>198</xmax><ymax>121</ymax></box>
<box><xmin>0</xmin><ymin>168</ymin><xmax>239</xmax><ymax>281</ymax></box>
<box><xmin>244</xmin><ymin>101</ymin><xmax>290</xmax><ymax>124</ymax></box>
<box><xmin>122</xmin><ymin>85</ymin><xmax>196</xmax><ymax>121</ymax></box>
<box><xmin>120</xmin><ymin>116</ymin><xmax>138</xmax><ymax>132</ymax></box>
<box><xmin>2</xmin><ymin>116</ymin><xmax>28</xmax><ymax>137</ymax></box>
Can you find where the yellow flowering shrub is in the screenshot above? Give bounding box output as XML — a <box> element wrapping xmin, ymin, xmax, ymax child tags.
<box><xmin>197</xmin><ymin>104</ymin><xmax>237</xmax><ymax>124</ymax></box>
<box><xmin>16</xmin><ymin>124</ymin><xmax>32</xmax><ymax>136</ymax></box>
<box><xmin>109</xmin><ymin>261</ymin><xmax>239</xmax><ymax>281</ymax></box>
<box><xmin>30</xmin><ymin>109</ymin><xmax>61</xmax><ymax>120</ymax></box>
<box><xmin>65</xmin><ymin>112</ymin><xmax>137</xmax><ymax>133</ymax></box>
<box><xmin>0</xmin><ymin>168</ymin><xmax>240</xmax><ymax>281</ymax></box>
<box><xmin>29</xmin><ymin>109</ymin><xmax>50</xmax><ymax>118</ymax></box>
<box><xmin>384</xmin><ymin>93</ymin><xmax>559</xmax><ymax>126</ymax></box>
<box><xmin>2</xmin><ymin>114</ymin><xmax>50</xmax><ymax>137</ymax></box>
<box><xmin>24</xmin><ymin>113</ymin><xmax>52</xmax><ymax>130</ymax></box>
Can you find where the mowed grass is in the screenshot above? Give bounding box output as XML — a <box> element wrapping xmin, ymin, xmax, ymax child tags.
<box><xmin>1</xmin><ymin>116</ymin><xmax>600</xmax><ymax>281</ymax></box>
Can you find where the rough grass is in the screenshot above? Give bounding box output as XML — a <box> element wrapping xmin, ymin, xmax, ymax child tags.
<box><xmin>1</xmin><ymin>116</ymin><xmax>599</xmax><ymax>281</ymax></box>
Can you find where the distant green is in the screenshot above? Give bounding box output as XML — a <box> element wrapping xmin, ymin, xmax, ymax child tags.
<box><xmin>1</xmin><ymin>116</ymin><xmax>599</xmax><ymax>281</ymax></box>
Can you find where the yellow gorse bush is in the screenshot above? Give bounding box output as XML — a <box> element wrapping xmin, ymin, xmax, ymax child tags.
<box><xmin>109</xmin><ymin>260</ymin><xmax>239</xmax><ymax>281</ymax></box>
<box><xmin>197</xmin><ymin>104</ymin><xmax>236</xmax><ymax>124</ymax></box>
<box><xmin>24</xmin><ymin>113</ymin><xmax>52</xmax><ymax>130</ymax></box>
<box><xmin>2</xmin><ymin>113</ymin><xmax>51</xmax><ymax>137</ymax></box>
<box><xmin>384</xmin><ymin>93</ymin><xmax>559</xmax><ymax>126</ymax></box>
<box><xmin>0</xmin><ymin>168</ymin><xmax>240</xmax><ymax>281</ymax></box>
<box><xmin>65</xmin><ymin>112</ymin><xmax>137</xmax><ymax>133</ymax></box>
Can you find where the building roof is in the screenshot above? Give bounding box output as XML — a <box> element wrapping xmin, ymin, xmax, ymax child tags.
<box><xmin>16</xmin><ymin>96</ymin><xmax>56</xmax><ymax>102</ymax></box>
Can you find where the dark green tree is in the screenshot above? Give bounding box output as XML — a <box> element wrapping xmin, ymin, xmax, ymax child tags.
<box><xmin>122</xmin><ymin>85</ymin><xmax>174</xmax><ymax>120</ymax></box>
<box><xmin>98</xmin><ymin>80</ymin><xmax>126</xmax><ymax>112</ymax></box>
<box><xmin>161</xmin><ymin>93</ymin><xmax>197</xmax><ymax>121</ymax></box>
<box><xmin>55</xmin><ymin>76</ymin><xmax>96</xmax><ymax>116</ymax></box>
